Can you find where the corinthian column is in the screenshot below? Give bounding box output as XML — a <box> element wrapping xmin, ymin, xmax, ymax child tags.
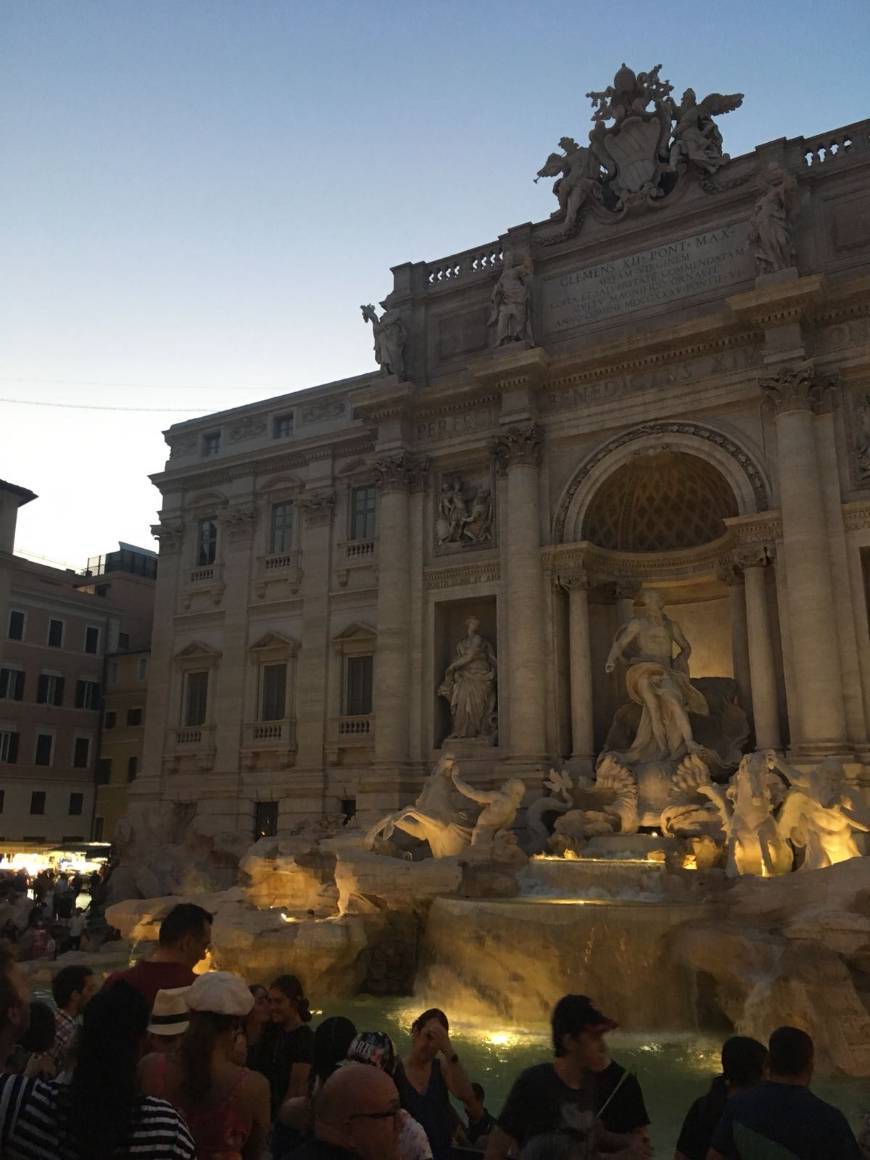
<box><xmin>492</xmin><ymin>424</ymin><xmax>547</xmax><ymax>762</ymax></box>
<box><xmin>737</xmin><ymin>546</ymin><xmax>782</xmax><ymax>750</ymax></box>
<box><xmin>561</xmin><ymin>572</ymin><xmax>594</xmax><ymax>765</ymax></box>
<box><xmin>372</xmin><ymin>453</ymin><xmax>416</xmax><ymax>766</ymax></box>
<box><xmin>761</xmin><ymin>363</ymin><xmax>846</xmax><ymax>752</ymax></box>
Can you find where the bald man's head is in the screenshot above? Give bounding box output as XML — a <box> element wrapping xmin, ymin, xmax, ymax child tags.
<box><xmin>314</xmin><ymin>1062</ymin><xmax>400</xmax><ymax>1159</ymax></box>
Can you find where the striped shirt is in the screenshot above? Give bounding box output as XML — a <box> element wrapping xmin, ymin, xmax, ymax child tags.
<box><xmin>0</xmin><ymin>1074</ymin><xmax>195</xmax><ymax>1159</ymax></box>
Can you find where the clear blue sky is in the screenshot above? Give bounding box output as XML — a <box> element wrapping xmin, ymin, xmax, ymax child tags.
<box><xmin>2</xmin><ymin>0</ymin><xmax>868</xmax><ymax>567</ymax></box>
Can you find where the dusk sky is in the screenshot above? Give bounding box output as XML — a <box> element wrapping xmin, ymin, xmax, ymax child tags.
<box><xmin>3</xmin><ymin>0</ymin><xmax>869</xmax><ymax>568</ymax></box>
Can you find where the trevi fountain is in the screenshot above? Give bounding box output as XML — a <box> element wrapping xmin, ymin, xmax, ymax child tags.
<box><xmin>29</xmin><ymin>59</ymin><xmax>870</xmax><ymax>1149</ymax></box>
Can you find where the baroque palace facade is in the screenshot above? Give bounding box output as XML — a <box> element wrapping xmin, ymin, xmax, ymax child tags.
<box><xmin>133</xmin><ymin>65</ymin><xmax>870</xmax><ymax>842</ymax></box>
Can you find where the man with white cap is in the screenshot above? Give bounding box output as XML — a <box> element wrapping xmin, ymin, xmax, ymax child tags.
<box><xmin>145</xmin><ymin>987</ymin><xmax>190</xmax><ymax>1054</ymax></box>
<box><xmin>140</xmin><ymin>970</ymin><xmax>270</xmax><ymax>1160</ymax></box>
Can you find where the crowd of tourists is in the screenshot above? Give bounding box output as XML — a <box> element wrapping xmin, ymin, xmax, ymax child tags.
<box><xmin>0</xmin><ymin>902</ymin><xmax>867</xmax><ymax>1159</ymax></box>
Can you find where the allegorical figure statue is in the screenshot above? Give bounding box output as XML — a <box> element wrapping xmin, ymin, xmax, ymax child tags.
<box><xmin>605</xmin><ymin>589</ymin><xmax>708</xmax><ymax>764</ymax></box>
<box><xmin>438</xmin><ymin>616</ymin><xmax>497</xmax><ymax>743</ymax></box>
<box><xmin>360</xmin><ymin>300</ymin><xmax>407</xmax><ymax>380</ymax></box>
<box><xmin>750</xmin><ymin>165</ymin><xmax>797</xmax><ymax>275</ymax></box>
<box><xmin>488</xmin><ymin>258</ymin><xmax>533</xmax><ymax>347</ymax></box>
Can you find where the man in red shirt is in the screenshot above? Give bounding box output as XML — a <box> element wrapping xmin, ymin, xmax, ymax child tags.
<box><xmin>106</xmin><ymin>902</ymin><xmax>212</xmax><ymax>1007</ymax></box>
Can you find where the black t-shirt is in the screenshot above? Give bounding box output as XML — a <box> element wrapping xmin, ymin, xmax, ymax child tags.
<box><xmin>251</xmin><ymin>1023</ymin><xmax>315</xmax><ymax>1117</ymax></box>
<box><xmin>711</xmin><ymin>1081</ymin><xmax>862</xmax><ymax>1160</ymax></box>
<box><xmin>592</xmin><ymin>1060</ymin><xmax>649</xmax><ymax>1134</ymax></box>
<box><xmin>675</xmin><ymin>1077</ymin><xmax>728</xmax><ymax>1160</ymax></box>
<box><xmin>497</xmin><ymin>1062</ymin><xmax>598</xmax><ymax>1152</ymax></box>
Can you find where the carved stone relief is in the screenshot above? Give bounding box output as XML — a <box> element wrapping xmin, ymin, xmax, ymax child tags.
<box><xmin>435</xmin><ymin>472</ymin><xmax>495</xmax><ymax>553</ymax></box>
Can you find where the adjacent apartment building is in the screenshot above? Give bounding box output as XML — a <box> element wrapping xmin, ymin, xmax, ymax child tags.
<box><xmin>0</xmin><ymin>482</ymin><xmax>156</xmax><ymax>843</ymax></box>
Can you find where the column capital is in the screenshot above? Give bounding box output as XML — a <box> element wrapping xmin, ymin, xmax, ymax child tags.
<box><xmin>760</xmin><ymin>360</ymin><xmax>838</xmax><ymax>417</ymax></box>
<box><xmin>151</xmin><ymin>518</ymin><xmax>184</xmax><ymax>554</ymax></box>
<box><xmin>301</xmin><ymin>489</ymin><xmax>336</xmax><ymax>527</ymax></box>
<box><xmin>373</xmin><ymin>452</ymin><xmax>428</xmax><ymax>492</ymax></box>
<box><xmin>490</xmin><ymin>423</ymin><xmax>543</xmax><ymax>475</ymax></box>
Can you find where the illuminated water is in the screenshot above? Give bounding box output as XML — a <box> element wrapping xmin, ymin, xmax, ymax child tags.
<box><xmin>323</xmin><ymin>997</ymin><xmax>870</xmax><ymax>1154</ymax></box>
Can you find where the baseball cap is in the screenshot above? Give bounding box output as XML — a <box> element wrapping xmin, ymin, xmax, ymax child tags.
<box><xmin>186</xmin><ymin>971</ymin><xmax>254</xmax><ymax>1018</ymax></box>
<box><xmin>148</xmin><ymin>987</ymin><xmax>191</xmax><ymax>1037</ymax></box>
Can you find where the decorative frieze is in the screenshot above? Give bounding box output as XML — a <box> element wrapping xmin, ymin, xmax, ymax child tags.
<box><xmin>760</xmin><ymin>361</ymin><xmax>837</xmax><ymax>416</ymax></box>
<box><xmin>301</xmin><ymin>490</ymin><xmax>336</xmax><ymax>527</ymax></box>
<box><xmin>424</xmin><ymin>561</ymin><xmax>500</xmax><ymax>590</ymax></box>
<box><xmin>490</xmin><ymin>423</ymin><xmax>543</xmax><ymax>474</ymax></box>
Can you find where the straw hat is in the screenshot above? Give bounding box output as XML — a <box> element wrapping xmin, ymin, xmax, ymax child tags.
<box><xmin>148</xmin><ymin>987</ymin><xmax>191</xmax><ymax>1037</ymax></box>
<box><xmin>186</xmin><ymin>971</ymin><xmax>254</xmax><ymax>1018</ymax></box>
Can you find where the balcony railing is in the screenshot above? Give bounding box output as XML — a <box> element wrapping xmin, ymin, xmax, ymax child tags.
<box><xmin>242</xmin><ymin>719</ymin><xmax>297</xmax><ymax>750</ymax></box>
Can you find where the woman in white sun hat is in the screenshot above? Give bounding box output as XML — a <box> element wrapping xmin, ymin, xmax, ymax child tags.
<box><xmin>141</xmin><ymin>971</ymin><xmax>270</xmax><ymax>1160</ymax></box>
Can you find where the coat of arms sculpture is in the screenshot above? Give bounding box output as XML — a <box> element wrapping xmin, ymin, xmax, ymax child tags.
<box><xmin>536</xmin><ymin>63</ymin><xmax>743</xmax><ymax>239</ymax></box>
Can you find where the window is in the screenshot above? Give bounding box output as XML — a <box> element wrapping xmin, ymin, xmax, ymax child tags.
<box><xmin>127</xmin><ymin>755</ymin><xmax>138</xmax><ymax>782</ymax></box>
<box><xmin>0</xmin><ymin>668</ymin><xmax>24</xmax><ymax>701</ymax></box>
<box><xmin>118</xmin><ymin>632</ymin><xmax>130</xmax><ymax>650</ymax></box>
<box><xmin>260</xmin><ymin>663</ymin><xmax>287</xmax><ymax>722</ymax></box>
<box><xmin>184</xmin><ymin>671</ymin><xmax>209</xmax><ymax>727</ymax></box>
<box><xmin>126</xmin><ymin>707</ymin><xmax>143</xmax><ymax>727</ymax></box>
<box><xmin>269</xmin><ymin>501</ymin><xmax>294</xmax><ymax>556</ymax></box>
<box><xmin>137</xmin><ymin>656</ymin><xmax>148</xmax><ymax>681</ymax></box>
<box><xmin>93</xmin><ymin>816</ymin><xmax>104</xmax><ymax>840</ymax></box>
<box><xmin>350</xmin><ymin>485</ymin><xmax>376</xmax><ymax>541</ymax></box>
<box><xmin>203</xmin><ymin>431</ymin><xmax>221</xmax><ymax>456</ymax></box>
<box><xmin>84</xmin><ymin>626</ymin><xmax>100</xmax><ymax>654</ymax></box>
<box><xmin>197</xmin><ymin>518</ymin><xmax>217</xmax><ymax>566</ymax></box>
<box><xmin>34</xmin><ymin>734</ymin><xmax>53</xmax><ymax>766</ymax></box>
<box><xmin>0</xmin><ymin>731</ymin><xmax>19</xmax><ymax>764</ymax></box>
<box><xmin>254</xmin><ymin>801</ymin><xmax>278</xmax><ymax>840</ymax></box>
<box><xmin>37</xmin><ymin>673</ymin><xmax>65</xmax><ymax>706</ymax></box>
<box><xmin>7</xmin><ymin>610</ymin><xmax>24</xmax><ymax>640</ymax></box>
<box><xmin>95</xmin><ymin>758</ymin><xmax>112</xmax><ymax>785</ymax></box>
<box><xmin>75</xmin><ymin>680</ymin><xmax>100</xmax><ymax>710</ymax></box>
<box><xmin>104</xmin><ymin>710</ymin><xmax>117</xmax><ymax>729</ymax></box>
<box><xmin>48</xmin><ymin>619</ymin><xmax>64</xmax><ymax>648</ymax></box>
<box><xmin>68</xmin><ymin>793</ymin><xmax>84</xmax><ymax>816</ymax></box>
<box><xmin>345</xmin><ymin>655</ymin><xmax>373</xmax><ymax>716</ymax></box>
<box><xmin>273</xmin><ymin>413</ymin><xmax>294</xmax><ymax>439</ymax></box>
<box><xmin>30</xmin><ymin>791</ymin><xmax>46</xmax><ymax>815</ymax></box>
<box><xmin>72</xmin><ymin>737</ymin><xmax>90</xmax><ymax>769</ymax></box>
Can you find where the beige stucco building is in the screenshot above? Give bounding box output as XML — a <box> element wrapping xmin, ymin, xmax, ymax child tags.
<box><xmin>133</xmin><ymin>73</ymin><xmax>870</xmax><ymax>843</ymax></box>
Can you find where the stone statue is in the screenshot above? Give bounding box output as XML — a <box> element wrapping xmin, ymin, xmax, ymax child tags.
<box><xmin>667</xmin><ymin>88</ymin><xmax>743</xmax><ymax>174</ymax></box>
<box><xmin>604</xmin><ymin>589</ymin><xmax>708</xmax><ymax>764</ymax></box>
<box><xmin>361</xmin><ymin>301</ymin><xmax>407</xmax><ymax>380</ymax></box>
<box><xmin>488</xmin><ymin>258</ymin><xmax>533</xmax><ymax>347</ymax></box>
<box><xmin>697</xmin><ymin>751</ymin><xmax>791</xmax><ymax>877</ymax></box>
<box><xmin>775</xmin><ymin>758</ymin><xmax>870</xmax><ymax>871</ymax></box>
<box><xmin>365</xmin><ymin>752</ymin><xmax>473</xmax><ymax>858</ymax></box>
<box><xmin>750</xmin><ymin>165</ymin><xmax>798</xmax><ymax>275</ymax></box>
<box><xmin>438</xmin><ymin>616</ymin><xmax>497</xmax><ymax>743</ymax></box>
<box><xmin>436</xmin><ymin>478</ymin><xmax>493</xmax><ymax>546</ymax></box>
<box><xmin>449</xmin><ymin>768</ymin><xmax>525</xmax><ymax>853</ymax></box>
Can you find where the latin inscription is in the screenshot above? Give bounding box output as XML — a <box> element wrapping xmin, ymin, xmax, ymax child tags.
<box><xmin>542</xmin><ymin>223</ymin><xmax>752</xmax><ymax>332</ymax></box>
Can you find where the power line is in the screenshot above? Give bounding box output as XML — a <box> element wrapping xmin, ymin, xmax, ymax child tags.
<box><xmin>0</xmin><ymin>397</ymin><xmax>209</xmax><ymax>414</ymax></box>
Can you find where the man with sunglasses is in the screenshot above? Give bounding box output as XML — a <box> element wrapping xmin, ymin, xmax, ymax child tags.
<box><xmin>484</xmin><ymin>995</ymin><xmax>651</xmax><ymax>1160</ymax></box>
<box><xmin>290</xmin><ymin>1061</ymin><xmax>400</xmax><ymax>1160</ymax></box>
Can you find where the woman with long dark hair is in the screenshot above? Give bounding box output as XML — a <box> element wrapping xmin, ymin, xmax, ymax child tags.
<box><xmin>1</xmin><ymin>980</ymin><xmax>194</xmax><ymax>1159</ymax></box>
<box><xmin>140</xmin><ymin>971</ymin><xmax>270</xmax><ymax>1160</ymax></box>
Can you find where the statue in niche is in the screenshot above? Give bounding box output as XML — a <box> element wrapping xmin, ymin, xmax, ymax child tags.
<box><xmin>604</xmin><ymin>589</ymin><xmax>708</xmax><ymax>764</ymax></box>
<box><xmin>750</xmin><ymin>165</ymin><xmax>798</xmax><ymax>275</ymax></box>
<box><xmin>364</xmin><ymin>752</ymin><xmax>473</xmax><ymax>859</ymax></box>
<box><xmin>488</xmin><ymin>258</ymin><xmax>534</xmax><ymax>347</ymax></box>
<box><xmin>360</xmin><ymin>300</ymin><xmax>407</xmax><ymax>380</ymax></box>
<box><xmin>774</xmin><ymin>757</ymin><xmax>870</xmax><ymax>871</ymax></box>
<box><xmin>438</xmin><ymin>616</ymin><xmax>497</xmax><ymax>744</ymax></box>
<box><xmin>666</xmin><ymin>88</ymin><xmax>743</xmax><ymax>175</ymax></box>
<box><xmin>435</xmin><ymin>477</ymin><xmax>493</xmax><ymax>546</ymax></box>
